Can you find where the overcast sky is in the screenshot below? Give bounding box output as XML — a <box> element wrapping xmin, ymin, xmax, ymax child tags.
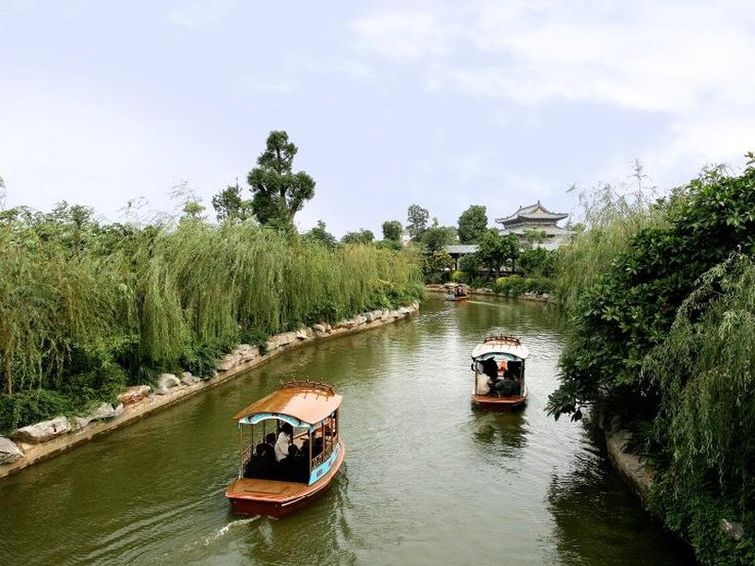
<box><xmin>1</xmin><ymin>1</ymin><xmax>753</xmax><ymax>236</ymax></box>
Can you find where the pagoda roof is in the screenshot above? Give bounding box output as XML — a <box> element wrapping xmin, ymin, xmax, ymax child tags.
<box><xmin>445</xmin><ymin>244</ymin><xmax>478</xmax><ymax>255</ymax></box>
<box><xmin>495</xmin><ymin>201</ymin><xmax>568</xmax><ymax>225</ymax></box>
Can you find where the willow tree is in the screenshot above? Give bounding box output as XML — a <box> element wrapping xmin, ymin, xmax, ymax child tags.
<box><xmin>247</xmin><ymin>131</ymin><xmax>315</xmax><ymax>230</ymax></box>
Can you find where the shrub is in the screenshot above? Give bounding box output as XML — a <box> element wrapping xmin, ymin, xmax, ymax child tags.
<box><xmin>0</xmin><ymin>390</ymin><xmax>74</xmax><ymax>434</ymax></box>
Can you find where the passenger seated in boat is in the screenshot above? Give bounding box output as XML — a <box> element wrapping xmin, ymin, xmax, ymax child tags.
<box><xmin>294</xmin><ymin>440</ymin><xmax>310</xmax><ymax>483</ymax></box>
<box><xmin>247</xmin><ymin>443</ymin><xmax>275</xmax><ymax>479</ymax></box>
<box><xmin>265</xmin><ymin>432</ymin><xmax>276</xmax><ymax>448</ymax></box>
<box><xmin>475</xmin><ymin>371</ymin><xmax>490</xmax><ymax>395</ymax></box>
<box><xmin>277</xmin><ymin>444</ymin><xmax>300</xmax><ymax>481</ymax></box>
<box><xmin>498</xmin><ymin>377</ymin><xmax>518</xmax><ymax>396</ymax></box>
<box><xmin>480</xmin><ymin>358</ymin><xmax>498</xmax><ymax>380</ymax></box>
<box><xmin>275</xmin><ymin>423</ymin><xmax>293</xmax><ymax>462</ymax></box>
<box><xmin>507</xmin><ymin>360</ymin><xmax>522</xmax><ymax>379</ymax></box>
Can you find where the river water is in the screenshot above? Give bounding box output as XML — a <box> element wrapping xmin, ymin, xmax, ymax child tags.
<box><xmin>0</xmin><ymin>298</ymin><xmax>689</xmax><ymax>565</ymax></box>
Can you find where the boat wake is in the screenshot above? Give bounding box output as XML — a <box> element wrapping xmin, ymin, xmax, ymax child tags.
<box><xmin>204</xmin><ymin>517</ymin><xmax>260</xmax><ymax>546</ymax></box>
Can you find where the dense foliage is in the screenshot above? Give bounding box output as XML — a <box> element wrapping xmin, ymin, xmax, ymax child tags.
<box><xmin>420</xmin><ymin>220</ymin><xmax>457</xmax><ymax>253</ymax></box>
<box><xmin>0</xmin><ymin>207</ymin><xmax>423</xmax><ymax>433</ymax></box>
<box><xmin>341</xmin><ymin>229</ymin><xmax>375</xmax><ymax>244</ymax></box>
<box><xmin>457</xmin><ymin>205</ymin><xmax>487</xmax><ymax>244</ymax></box>
<box><xmin>381</xmin><ymin>220</ymin><xmax>403</xmax><ymax>242</ymax></box>
<box><xmin>211</xmin><ymin>182</ymin><xmax>253</xmax><ymax>223</ymax></box>
<box><xmin>644</xmin><ymin>256</ymin><xmax>755</xmax><ymax>564</ymax></box>
<box><xmin>406</xmin><ymin>204</ymin><xmax>429</xmax><ymax>242</ymax></box>
<box><xmin>247</xmin><ymin>130</ymin><xmax>315</xmax><ymax>229</ymax></box>
<box><xmin>548</xmin><ymin>160</ymin><xmax>755</xmax><ymax>564</ymax></box>
<box><xmin>476</xmin><ymin>230</ymin><xmax>519</xmax><ymax>277</ymax></box>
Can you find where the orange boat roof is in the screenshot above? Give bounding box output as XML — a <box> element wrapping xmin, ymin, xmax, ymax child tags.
<box><xmin>233</xmin><ymin>383</ymin><xmax>342</xmax><ymax>425</ymax></box>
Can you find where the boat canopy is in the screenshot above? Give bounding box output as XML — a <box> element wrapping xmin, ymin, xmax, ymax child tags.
<box><xmin>471</xmin><ymin>335</ymin><xmax>529</xmax><ymax>360</ymax></box>
<box><xmin>233</xmin><ymin>382</ymin><xmax>342</xmax><ymax>426</ymax></box>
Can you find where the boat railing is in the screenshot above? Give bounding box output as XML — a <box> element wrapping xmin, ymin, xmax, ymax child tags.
<box><xmin>279</xmin><ymin>379</ymin><xmax>336</xmax><ymax>395</ymax></box>
<box><xmin>483</xmin><ymin>334</ymin><xmax>521</xmax><ymax>345</ymax></box>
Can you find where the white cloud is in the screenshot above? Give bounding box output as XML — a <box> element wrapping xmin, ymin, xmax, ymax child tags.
<box><xmin>351</xmin><ymin>0</ymin><xmax>755</xmax><ymax>178</ymax></box>
<box><xmin>351</xmin><ymin>8</ymin><xmax>458</xmax><ymax>60</ymax></box>
<box><xmin>168</xmin><ymin>0</ymin><xmax>237</xmax><ymax>29</ymax></box>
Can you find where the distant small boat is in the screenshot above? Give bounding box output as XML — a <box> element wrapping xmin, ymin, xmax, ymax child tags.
<box><xmin>470</xmin><ymin>335</ymin><xmax>529</xmax><ymax>409</ymax></box>
<box><xmin>225</xmin><ymin>381</ymin><xmax>345</xmax><ymax>518</ymax></box>
<box><xmin>444</xmin><ymin>282</ymin><xmax>469</xmax><ymax>301</ymax></box>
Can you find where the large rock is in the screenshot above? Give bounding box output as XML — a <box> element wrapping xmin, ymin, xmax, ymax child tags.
<box><xmin>312</xmin><ymin>323</ymin><xmax>327</xmax><ymax>333</ymax></box>
<box><xmin>217</xmin><ymin>353</ymin><xmax>240</xmax><ymax>371</ymax></box>
<box><xmin>295</xmin><ymin>328</ymin><xmax>313</xmax><ymax>341</ymax></box>
<box><xmin>269</xmin><ymin>331</ymin><xmax>298</xmax><ymax>350</ymax></box>
<box><xmin>117</xmin><ymin>385</ymin><xmax>151</xmax><ymax>406</ymax></box>
<box><xmin>180</xmin><ymin>372</ymin><xmax>200</xmax><ymax>386</ymax></box>
<box><xmin>236</xmin><ymin>344</ymin><xmax>259</xmax><ymax>362</ymax></box>
<box><xmin>89</xmin><ymin>402</ymin><xmax>123</xmax><ymax>421</ymax></box>
<box><xmin>337</xmin><ymin>318</ymin><xmax>358</xmax><ymax>329</ymax></box>
<box><xmin>13</xmin><ymin>416</ymin><xmax>70</xmax><ymax>444</ymax></box>
<box><xmin>0</xmin><ymin>437</ymin><xmax>23</xmax><ymax>465</ymax></box>
<box><xmin>156</xmin><ymin>373</ymin><xmax>181</xmax><ymax>395</ymax></box>
<box><xmin>354</xmin><ymin>314</ymin><xmax>367</xmax><ymax>326</ymax></box>
<box><xmin>71</xmin><ymin>416</ymin><xmax>93</xmax><ymax>431</ymax></box>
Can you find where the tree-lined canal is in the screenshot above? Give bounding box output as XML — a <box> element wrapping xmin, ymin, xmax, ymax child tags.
<box><xmin>0</xmin><ymin>298</ymin><xmax>687</xmax><ymax>565</ymax></box>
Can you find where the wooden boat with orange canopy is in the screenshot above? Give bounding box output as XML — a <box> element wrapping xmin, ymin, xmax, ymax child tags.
<box><xmin>470</xmin><ymin>335</ymin><xmax>529</xmax><ymax>409</ymax></box>
<box><xmin>225</xmin><ymin>381</ymin><xmax>345</xmax><ymax>518</ymax></box>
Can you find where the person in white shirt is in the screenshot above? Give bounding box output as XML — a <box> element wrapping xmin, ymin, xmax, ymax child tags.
<box><xmin>274</xmin><ymin>423</ymin><xmax>294</xmax><ymax>462</ymax></box>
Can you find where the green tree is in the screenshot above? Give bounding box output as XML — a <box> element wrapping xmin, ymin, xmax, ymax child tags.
<box><xmin>341</xmin><ymin>229</ymin><xmax>374</xmax><ymax>245</ymax></box>
<box><xmin>459</xmin><ymin>253</ymin><xmax>482</xmax><ymax>279</ymax></box>
<box><xmin>421</xmin><ymin>218</ymin><xmax>457</xmax><ymax>253</ymax></box>
<box><xmin>382</xmin><ymin>220</ymin><xmax>403</xmax><ymax>242</ymax></box>
<box><xmin>247</xmin><ymin>130</ymin><xmax>315</xmax><ymax>229</ymax></box>
<box><xmin>476</xmin><ymin>229</ymin><xmax>519</xmax><ymax>277</ymax></box>
<box><xmin>522</xmin><ymin>228</ymin><xmax>546</xmax><ymax>249</ymax></box>
<box><xmin>457</xmin><ymin>205</ymin><xmax>488</xmax><ymax>244</ymax></box>
<box><xmin>211</xmin><ymin>181</ymin><xmax>253</xmax><ymax>223</ymax></box>
<box><xmin>303</xmin><ymin>220</ymin><xmax>337</xmax><ymax>248</ymax></box>
<box><xmin>422</xmin><ymin>250</ymin><xmax>454</xmax><ymax>280</ymax></box>
<box><xmin>406</xmin><ymin>204</ymin><xmax>429</xmax><ymax>242</ymax></box>
<box><xmin>181</xmin><ymin>201</ymin><xmax>206</xmax><ymax>223</ymax></box>
<box><xmin>519</xmin><ymin>247</ymin><xmax>557</xmax><ymax>277</ymax></box>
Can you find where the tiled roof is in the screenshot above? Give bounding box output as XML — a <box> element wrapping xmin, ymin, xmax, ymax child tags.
<box><xmin>495</xmin><ymin>201</ymin><xmax>569</xmax><ymax>225</ymax></box>
<box><xmin>445</xmin><ymin>244</ymin><xmax>478</xmax><ymax>254</ymax></box>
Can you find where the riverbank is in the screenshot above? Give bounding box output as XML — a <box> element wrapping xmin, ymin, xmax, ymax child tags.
<box><xmin>0</xmin><ymin>303</ymin><xmax>419</xmax><ymax>479</ymax></box>
<box><xmin>424</xmin><ymin>283</ymin><xmax>549</xmax><ymax>302</ymax></box>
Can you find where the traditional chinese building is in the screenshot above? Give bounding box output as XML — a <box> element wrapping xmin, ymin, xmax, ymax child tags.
<box><xmin>495</xmin><ymin>201</ymin><xmax>573</xmax><ymax>249</ymax></box>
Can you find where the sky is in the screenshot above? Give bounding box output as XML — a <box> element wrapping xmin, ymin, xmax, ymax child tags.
<box><xmin>1</xmin><ymin>0</ymin><xmax>754</xmax><ymax>237</ymax></box>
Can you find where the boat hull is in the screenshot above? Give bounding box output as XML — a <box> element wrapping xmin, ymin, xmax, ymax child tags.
<box><xmin>471</xmin><ymin>393</ymin><xmax>527</xmax><ymax>410</ymax></box>
<box><xmin>225</xmin><ymin>439</ymin><xmax>345</xmax><ymax>518</ymax></box>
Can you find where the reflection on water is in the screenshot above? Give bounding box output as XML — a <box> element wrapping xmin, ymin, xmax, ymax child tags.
<box><xmin>0</xmin><ymin>298</ymin><xmax>685</xmax><ymax>566</ymax></box>
<box><xmin>471</xmin><ymin>411</ymin><xmax>528</xmax><ymax>457</ymax></box>
<box><xmin>546</xmin><ymin>426</ymin><xmax>692</xmax><ymax>566</ymax></box>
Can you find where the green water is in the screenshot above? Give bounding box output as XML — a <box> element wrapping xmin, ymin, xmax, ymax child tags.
<box><xmin>0</xmin><ymin>298</ymin><xmax>689</xmax><ymax>565</ymax></box>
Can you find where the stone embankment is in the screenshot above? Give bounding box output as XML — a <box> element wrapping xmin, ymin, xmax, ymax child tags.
<box><xmin>600</xmin><ymin>415</ymin><xmax>745</xmax><ymax>546</ymax></box>
<box><xmin>424</xmin><ymin>284</ymin><xmax>549</xmax><ymax>302</ymax></box>
<box><xmin>601</xmin><ymin>417</ymin><xmax>653</xmax><ymax>504</ymax></box>
<box><xmin>0</xmin><ymin>303</ymin><xmax>419</xmax><ymax>479</ymax></box>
